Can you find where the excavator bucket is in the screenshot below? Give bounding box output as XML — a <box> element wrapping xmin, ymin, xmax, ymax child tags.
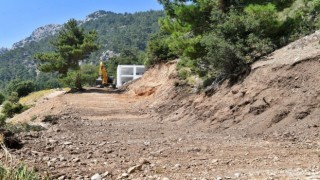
<box><xmin>96</xmin><ymin>76</ymin><xmax>103</xmax><ymax>87</ymax></box>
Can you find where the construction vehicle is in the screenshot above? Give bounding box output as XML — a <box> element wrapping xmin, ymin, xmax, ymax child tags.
<box><xmin>96</xmin><ymin>62</ymin><xmax>115</xmax><ymax>88</ymax></box>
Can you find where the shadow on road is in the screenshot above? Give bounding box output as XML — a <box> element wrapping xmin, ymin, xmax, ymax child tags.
<box><xmin>80</xmin><ymin>88</ymin><xmax>126</xmax><ymax>94</ymax></box>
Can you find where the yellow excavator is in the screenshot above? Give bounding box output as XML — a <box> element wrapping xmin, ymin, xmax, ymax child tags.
<box><xmin>96</xmin><ymin>62</ymin><xmax>115</xmax><ymax>88</ymax></box>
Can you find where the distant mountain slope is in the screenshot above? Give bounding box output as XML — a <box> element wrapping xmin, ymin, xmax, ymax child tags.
<box><xmin>0</xmin><ymin>10</ymin><xmax>163</xmax><ymax>92</ymax></box>
<box><xmin>12</xmin><ymin>24</ymin><xmax>62</xmax><ymax>49</ymax></box>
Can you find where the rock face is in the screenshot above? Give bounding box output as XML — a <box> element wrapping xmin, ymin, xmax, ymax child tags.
<box><xmin>12</xmin><ymin>24</ymin><xmax>62</xmax><ymax>49</ymax></box>
<box><xmin>10</xmin><ymin>10</ymin><xmax>111</xmax><ymax>49</ymax></box>
<box><xmin>84</xmin><ymin>10</ymin><xmax>109</xmax><ymax>22</ymax></box>
<box><xmin>0</xmin><ymin>47</ymin><xmax>8</xmax><ymax>54</ymax></box>
<box><xmin>99</xmin><ymin>50</ymin><xmax>120</xmax><ymax>61</ymax></box>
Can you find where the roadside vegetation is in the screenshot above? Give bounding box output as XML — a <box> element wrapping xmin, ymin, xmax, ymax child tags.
<box><xmin>145</xmin><ymin>0</ymin><xmax>320</xmax><ymax>87</ymax></box>
<box><xmin>0</xmin><ymin>135</ymin><xmax>42</xmax><ymax>180</ymax></box>
<box><xmin>0</xmin><ymin>94</ymin><xmax>46</xmax><ymax>179</ymax></box>
<box><xmin>0</xmin><ymin>163</ymin><xmax>41</xmax><ymax>180</ymax></box>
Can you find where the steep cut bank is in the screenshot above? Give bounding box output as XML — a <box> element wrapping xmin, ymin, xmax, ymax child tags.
<box><xmin>129</xmin><ymin>31</ymin><xmax>320</xmax><ymax>141</ymax></box>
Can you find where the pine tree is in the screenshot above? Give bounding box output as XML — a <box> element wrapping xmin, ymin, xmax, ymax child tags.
<box><xmin>35</xmin><ymin>19</ymin><xmax>99</xmax><ymax>90</ymax></box>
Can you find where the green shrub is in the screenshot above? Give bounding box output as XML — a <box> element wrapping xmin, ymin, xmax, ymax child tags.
<box><xmin>154</xmin><ymin>0</ymin><xmax>320</xmax><ymax>87</ymax></box>
<box><xmin>0</xmin><ymin>163</ymin><xmax>40</xmax><ymax>180</ymax></box>
<box><xmin>0</xmin><ymin>114</ymin><xmax>6</xmax><ymax>127</ymax></box>
<box><xmin>5</xmin><ymin>123</ymin><xmax>44</xmax><ymax>134</ymax></box>
<box><xmin>59</xmin><ymin>71</ymin><xmax>81</xmax><ymax>90</ymax></box>
<box><xmin>178</xmin><ymin>68</ymin><xmax>192</xmax><ymax>80</ymax></box>
<box><xmin>144</xmin><ymin>32</ymin><xmax>178</xmax><ymax>67</ymax></box>
<box><xmin>1</xmin><ymin>101</ymin><xmax>25</xmax><ymax>118</ymax></box>
<box><xmin>6</xmin><ymin>80</ymin><xmax>35</xmax><ymax>98</ymax></box>
<box><xmin>60</xmin><ymin>64</ymin><xmax>103</xmax><ymax>89</ymax></box>
<box><xmin>8</xmin><ymin>92</ymin><xmax>19</xmax><ymax>103</ymax></box>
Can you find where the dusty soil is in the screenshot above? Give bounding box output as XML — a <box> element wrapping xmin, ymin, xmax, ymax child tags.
<box><xmin>4</xmin><ymin>88</ymin><xmax>319</xmax><ymax>180</ymax></box>
<box><xmin>1</xmin><ymin>32</ymin><xmax>320</xmax><ymax>179</ymax></box>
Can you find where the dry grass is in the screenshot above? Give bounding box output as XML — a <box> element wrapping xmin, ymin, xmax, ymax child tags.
<box><xmin>19</xmin><ymin>88</ymin><xmax>69</xmax><ymax>106</ymax></box>
<box><xmin>0</xmin><ymin>134</ymin><xmax>4</xmax><ymax>144</ymax></box>
<box><xmin>0</xmin><ymin>136</ymin><xmax>42</xmax><ymax>179</ymax></box>
<box><xmin>0</xmin><ymin>141</ymin><xmax>12</xmax><ymax>166</ymax></box>
<box><xmin>19</xmin><ymin>89</ymin><xmax>55</xmax><ymax>105</ymax></box>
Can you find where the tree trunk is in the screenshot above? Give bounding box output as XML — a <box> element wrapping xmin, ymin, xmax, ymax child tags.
<box><xmin>75</xmin><ymin>71</ymin><xmax>83</xmax><ymax>91</ymax></box>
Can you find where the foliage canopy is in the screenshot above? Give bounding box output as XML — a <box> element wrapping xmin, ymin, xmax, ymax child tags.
<box><xmin>145</xmin><ymin>0</ymin><xmax>320</xmax><ymax>86</ymax></box>
<box><xmin>34</xmin><ymin>19</ymin><xmax>99</xmax><ymax>90</ymax></box>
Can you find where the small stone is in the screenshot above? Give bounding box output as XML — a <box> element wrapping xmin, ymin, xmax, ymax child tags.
<box><xmin>43</xmin><ymin>156</ymin><xmax>50</xmax><ymax>161</ymax></box>
<box><xmin>104</xmin><ymin>149</ymin><xmax>113</xmax><ymax>154</ymax></box>
<box><xmin>187</xmin><ymin>147</ymin><xmax>201</xmax><ymax>152</ymax></box>
<box><xmin>47</xmin><ymin>161</ymin><xmax>53</xmax><ymax>167</ymax></box>
<box><xmin>53</xmin><ymin>127</ymin><xmax>61</xmax><ymax>132</ymax></box>
<box><xmin>87</xmin><ymin>154</ymin><xmax>92</xmax><ymax>159</ymax></box>
<box><xmin>91</xmin><ymin>173</ymin><xmax>102</xmax><ymax>180</ymax></box>
<box><xmin>128</xmin><ymin>165</ymin><xmax>142</xmax><ymax>174</ymax></box>
<box><xmin>102</xmin><ymin>171</ymin><xmax>110</xmax><ymax>177</ymax></box>
<box><xmin>64</xmin><ymin>141</ymin><xmax>72</xmax><ymax>145</ymax></box>
<box><xmin>98</xmin><ymin>142</ymin><xmax>106</xmax><ymax>146</ymax></box>
<box><xmin>121</xmin><ymin>173</ymin><xmax>129</xmax><ymax>178</ymax></box>
<box><xmin>212</xmin><ymin>159</ymin><xmax>218</xmax><ymax>163</ymax></box>
<box><xmin>232</xmin><ymin>90</ymin><xmax>239</xmax><ymax>94</ymax></box>
<box><xmin>144</xmin><ymin>141</ymin><xmax>151</xmax><ymax>146</ymax></box>
<box><xmin>51</xmin><ymin>158</ymin><xmax>57</xmax><ymax>163</ymax></box>
<box><xmin>73</xmin><ymin>158</ymin><xmax>80</xmax><ymax>163</ymax></box>
<box><xmin>234</xmin><ymin>173</ymin><xmax>241</xmax><ymax>178</ymax></box>
<box><xmin>174</xmin><ymin>164</ymin><xmax>181</xmax><ymax>169</ymax></box>
<box><xmin>59</xmin><ymin>156</ymin><xmax>66</xmax><ymax>161</ymax></box>
<box><xmin>48</xmin><ymin>139</ymin><xmax>58</xmax><ymax>144</ymax></box>
<box><xmin>58</xmin><ymin>176</ymin><xmax>65</xmax><ymax>180</ymax></box>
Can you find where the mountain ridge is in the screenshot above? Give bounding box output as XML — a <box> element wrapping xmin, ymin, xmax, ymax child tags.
<box><xmin>0</xmin><ymin>10</ymin><xmax>164</xmax><ymax>92</ymax></box>
<box><xmin>10</xmin><ymin>10</ymin><xmax>124</xmax><ymax>49</ymax></box>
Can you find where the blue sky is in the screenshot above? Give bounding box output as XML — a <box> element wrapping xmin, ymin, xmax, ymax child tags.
<box><xmin>0</xmin><ymin>0</ymin><xmax>163</xmax><ymax>48</ymax></box>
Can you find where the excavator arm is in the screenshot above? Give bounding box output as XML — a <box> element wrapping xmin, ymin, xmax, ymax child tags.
<box><xmin>99</xmin><ymin>62</ymin><xmax>108</xmax><ymax>84</ymax></box>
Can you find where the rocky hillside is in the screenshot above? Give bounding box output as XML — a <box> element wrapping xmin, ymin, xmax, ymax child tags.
<box><xmin>0</xmin><ymin>10</ymin><xmax>163</xmax><ymax>92</ymax></box>
<box><xmin>10</xmin><ymin>11</ymin><xmax>117</xmax><ymax>49</ymax></box>
<box><xmin>12</xmin><ymin>24</ymin><xmax>62</xmax><ymax>49</ymax></box>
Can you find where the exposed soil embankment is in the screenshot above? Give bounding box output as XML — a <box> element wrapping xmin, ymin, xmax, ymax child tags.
<box><xmin>130</xmin><ymin>31</ymin><xmax>320</xmax><ymax>142</ymax></box>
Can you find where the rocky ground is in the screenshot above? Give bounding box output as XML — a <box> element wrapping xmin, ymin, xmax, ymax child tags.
<box><xmin>2</xmin><ymin>88</ymin><xmax>319</xmax><ymax>180</ymax></box>
<box><xmin>1</xmin><ymin>32</ymin><xmax>320</xmax><ymax>179</ymax></box>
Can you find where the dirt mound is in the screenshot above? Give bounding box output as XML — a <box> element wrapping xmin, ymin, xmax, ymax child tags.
<box><xmin>138</xmin><ymin>31</ymin><xmax>320</xmax><ymax>141</ymax></box>
<box><xmin>125</xmin><ymin>60</ymin><xmax>177</xmax><ymax>97</ymax></box>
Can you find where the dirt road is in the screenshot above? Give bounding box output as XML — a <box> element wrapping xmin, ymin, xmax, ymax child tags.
<box><xmin>4</xmin><ymin>88</ymin><xmax>318</xmax><ymax>179</ymax></box>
